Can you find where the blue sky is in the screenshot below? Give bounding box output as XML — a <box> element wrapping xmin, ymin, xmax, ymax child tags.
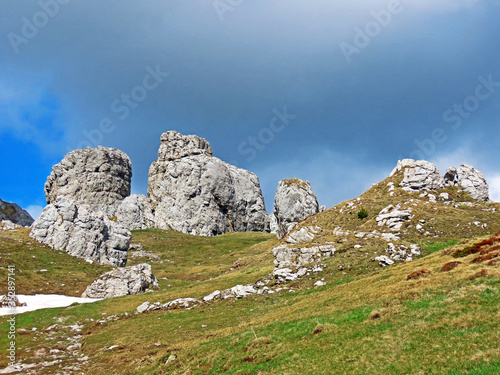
<box><xmin>1</xmin><ymin>0</ymin><xmax>500</xmax><ymax>220</ymax></box>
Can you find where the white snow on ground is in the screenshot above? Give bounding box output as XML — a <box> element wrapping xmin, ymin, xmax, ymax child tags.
<box><xmin>0</xmin><ymin>295</ymin><xmax>102</xmax><ymax>316</ymax></box>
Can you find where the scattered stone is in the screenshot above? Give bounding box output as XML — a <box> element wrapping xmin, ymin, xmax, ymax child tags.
<box><xmin>314</xmin><ymin>280</ymin><xmax>326</xmax><ymax>287</ymax></box>
<box><xmin>163</xmin><ymin>298</ymin><xmax>201</xmax><ymax>309</ymax></box>
<box><xmin>136</xmin><ymin>301</ymin><xmax>151</xmax><ymax>314</ymax></box>
<box><xmin>0</xmin><ymin>220</ymin><xmax>21</xmax><ymax>231</ymax></box>
<box><xmin>82</xmin><ymin>263</ymin><xmax>159</xmax><ymax>298</ymax></box>
<box><xmin>220</xmin><ymin>285</ymin><xmax>257</xmax><ymax>299</ymax></box>
<box><xmin>45</xmin><ymin>146</ymin><xmax>132</xmax><ymax>217</ymax></box>
<box><xmin>202</xmin><ymin>290</ymin><xmax>221</xmax><ymax>302</ymax></box>
<box><xmin>273</xmin><ymin>178</ymin><xmax>319</xmax><ymax>238</ymax></box>
<box><xmin>286</xmin><ymin>225</ymin><xmax>322</xmax><ymax>244</ymax></box>
<box><xmin>30</xmin><ymin>198</ymin><xmax>130</xmax><ymax>266</ymax></box>
<box><xmin>0</xmin><ymin>295</ymin><xmax>27</xmax><ymax>308</ymax></box>
<box><xmin>375</xmin><ymin>255</ymin><xmax>394</xmax><ymax>266</ymax></box>
<box><xmin>148</xmin><ymin>131</ymin><xmax>269</xmax><ymax>236</ymax></box>
<box><xmin>273</xmin><ymin>244</ymin><xmax>336</xmax><ymax>269</ymax></box>
<box><xmin>376</xmin><ymin>205</ymin><xmax>411</xmax><ymax>231</ymax></box>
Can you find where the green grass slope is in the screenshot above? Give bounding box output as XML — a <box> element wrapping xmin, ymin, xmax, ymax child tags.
<box><xmin>0</xmin><ymin>172</ymin><xmax>499</xmax><ymax>374</ymax></box>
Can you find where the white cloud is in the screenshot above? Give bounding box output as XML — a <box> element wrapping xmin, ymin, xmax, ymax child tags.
<box><xmin>26</xmin><ymin>205</ymin><xmax>44</xmax><ymax>221</ymax></box>
<box><xmin>489</xmin><ymin>175</ymin><xmax>500</xmax><ymax>202</ymax></box>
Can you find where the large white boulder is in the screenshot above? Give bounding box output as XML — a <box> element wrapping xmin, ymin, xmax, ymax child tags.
<box><xmin>148</xmin><ymin>131</ymin><xmax>269</xmax><ymax>236</ymax></box>
<box><xmin>81</xmin><ymin>263</ymin><xmax>158</xmax><ymax>299</ymax></box>
<box><xmin>30</xmin><ymin>198</ymin><xmax>130</xmax><ymax>266</ymax></box>
<box><xmin>45</xmin><ymin>146</ymin><xmax>132</xmax><ymax>217</ymax></box>
<box><xmin>273</xmin><ymin>178</ymin><xmax>319</xmax><ymax>238</ymax></box>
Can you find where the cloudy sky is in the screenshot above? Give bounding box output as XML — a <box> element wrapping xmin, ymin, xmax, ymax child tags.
<box><xmin>1</xmin><ymin>0</ymin><xmax>499</xmax><ymax>220</ymax></box>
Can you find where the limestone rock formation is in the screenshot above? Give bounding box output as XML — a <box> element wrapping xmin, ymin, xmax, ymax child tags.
<box><xmin>30</xmin><ymin>198</ymin><xmax>130</xmax><ymax>266</ymax></box>
<box><xmin>148</xmin><ymin>131</ymin><xmax>269</xmax><ymax>236</ymax></box>
<box><xmin>81</xmin><ymin>263</ymin><xmax>158</xmax><ymax>299</ymax></box>
<box><xmin>269</xmin><ymin>213</ymin><xmax>278</xmax><ymax>234</ymax></box>
<box><xmin>444</xmin><ymin>164</ymin><xmax>489</xmax><ymax>201</ymax></box>
<box><xmin>390</xmin><ymin>159</ymin><xmax>444</xmax><ymax>191</ymax></box>
<box><xmin>116</xmin><ymin>194</ymin><xmax>155</xmax><ymax>230</ymax></box>
<box><xmin>0</xmin><ymin>199</ymin><xmax>34</xmax><ymax>227</ymax></box>
<box><xmin>273</xmin><ymin>178</ymin><xmax>319</xmax><ymax>238</ymax></box>
<box><xmin>272</xmin><ymin>244</ymin><xmax>336</xmax><ymax>269</ymax></box>
<box><xmin>45</xmin><ymin>146</ymin><xmax>132</xmax><ymax>217</ymax></box>
<box><xmin>376</xmin><ymin>204</ymin><xmax>412</xmax><ymax>232</ymax></box>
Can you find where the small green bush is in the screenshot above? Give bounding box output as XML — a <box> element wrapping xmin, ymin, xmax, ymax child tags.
<box><xmin>357</xmin><ymin>208</ymin><xmax>368</xmax><ymax>220</ymax></box>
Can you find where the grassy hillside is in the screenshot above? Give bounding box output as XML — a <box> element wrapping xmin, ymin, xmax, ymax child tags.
<box><xmin>0</xmin><ymin>174</ymin><xmax>499</xmax><ymax>374</ymax></box>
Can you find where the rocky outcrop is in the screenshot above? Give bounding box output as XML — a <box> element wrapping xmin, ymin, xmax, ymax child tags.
<box><xmin>273</xmin><ymin>244</ymin><xmax>336</xmax><ymax>269</ymax></box>
<box><xmin>148</xmin><ymin>131</ymin><xmax>269</xmax><ymax>236</ymax></box>
<box><xmin>392</xmin><ymin>159</ymin><xmax>489</xmax><ymax>201</ymax></box>
<box><xmin>0</xmin><ymin>199</ymin><xmax>34</xmax><ymax>227</ymax></box>
<box><xmin>273</xmin><ymin>178</ymin><xmax>319</xmax><ymax>238</ymax></box>
<box><xmin>30</xmin><ymin>198</ymin><xmax>130</xmax><ymax>266</ymax></box>
<box><xmin>81</xmin><ymin>263</ymin><xmax>158</xmax><ymax>299</ymax></box>
<box><xmin>445</xmin><ymin>164</ymin><xmax>489</xmax><ymax>201</ymax></box>
<box><xmin>390</xmin><ymin>159</ymin><xmax>444</xmax><ymax>191</ymax></box>
<box><xmin>116</xmin><ymin>194</ymin><xmax>155</xmax><ymax>230</ymax></box>
<box><xmin>45</xmin><ymin>146</ymin><xmax>132</xmax><ymax>217</ymax></box>
<box><xmin>376</xmin><ymin>204</ymin><xmax>412</xmax><ymax>232</ymax></box>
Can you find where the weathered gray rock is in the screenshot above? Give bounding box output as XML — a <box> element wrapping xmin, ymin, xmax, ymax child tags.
<box><xmin>30</xmin><ymin>198</ymin><xmax>130</xmax><ymax>266</ymax></box>
<box><xmin>376</xmin><ymin>204</ymin><xmax>412</xmax><ymax>232</ymax></box>
<box><xmin>457</xmin><ymin>164</ymin><xmax>489</xmax><ymax>200</ymax></box>
<box><xmin>81</xmin><ymin>263</ymin><xmax>158</xmax><ymax>299</ymax></box>
<box><xmin>444</xmin><ymin>167</ymin><xmax>458</xmax><ymax>186</ymax></box>
<box><xmin>390</xmin><ymin>159</ymin><xmax>444</xmax><ymax>191</ymax></box>
<box><xmin>163</xmin><ymin>298</ymin><xmax>200</xmax><ymax>309</ymax></box>
<box><xmin>443</xmin><ymin>164</ymin><xmax>489</xmax><ymax>200</ymax></box>
<box><xmin>220</xmin><ymin>285</ymin><xmax>257</xmax><ymax>299</ymax></box>
<box><xmin>116</xmin><ymin>194</ymin><xmax>155</xmax><ymax>230</ymax></box>
<box><xmin>269</xmin><ymin>213</ymin><xmax>279</xmax><ymax>234</ymax></box>
<box><xmin>0</xmin><ymin>220</ymin><xmax>21</xmax><ymax>231</ymax></box>
<box><xmin>45</xmin><ymin>146</ymin><xmax>132</xmax><ymax>217</ymax></box>
<box><xmin>286</xmin><ymin>225</ymin><xmax>322</xmax><ymax>244</ymax></box>
<box><xmin>375</xmin><ymin>255</ymin><xmax>394</xmax><ymax>267</ymax></box>
<box><xmin>273</xmin><ymin>178</ymin><xmax>319</xmax><ymax>238</ymax></box>
<box><xmin>272</xmin><ymin>244</ymin><xmax>336</xmax><ymax>269</ymax></box>
<box><xmin>0</xmin><ymin>199</ymin><xmax>34</xmax><ymax>227</ymax></box>
<box><xmin>148</xmin><ymin>131</ymin><xmax>269</xmax><ymax>236</ymax></box>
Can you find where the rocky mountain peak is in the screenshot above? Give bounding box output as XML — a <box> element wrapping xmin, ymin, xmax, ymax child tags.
<box><xmin>0</xmin><ymin>199</ymin><xmax>34</xmax><ymax>227</ymax></box>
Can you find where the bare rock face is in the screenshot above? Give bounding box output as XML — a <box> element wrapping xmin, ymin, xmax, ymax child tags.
<box><xmin>148</xmin><ymin>131</ymin><xmax>269</xmax><ymax>236</ymax></box>
<box><xmin>0</xmin><ymin>199</ymin><xmax>34</xmax><ymax>227</ymax></box>
<box><xmin>444</xmin><ymin>164</ymin><xmax>489</xmax><ymax>201</ymax></box>
<box><xmin>81</xmin><ymin>263</ymin><xmax>158</xmax><ymax>299</ymax></box>
<box><xmin>45</xmin><ymin>146</ymin><xmax>132</xmax><ymax>217</ymax></box>
<box><xmin>116</xmin><ymin>194</ymin><xmax>155</xmax><ymax>230</ymax></box>
<box><xmin>390</xmin><ymin>159</ymin><xmax>444</xmax><ymax>192</ymax></box>
<box><xmin>30</xmin><ymin>198</ymin><xmax>130</xmax><ymax>266</ymax></box>
<box><xmin>273</xmin><ymin>178</ymin><xmax>319</xmax><ymax>238</ymax></box>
